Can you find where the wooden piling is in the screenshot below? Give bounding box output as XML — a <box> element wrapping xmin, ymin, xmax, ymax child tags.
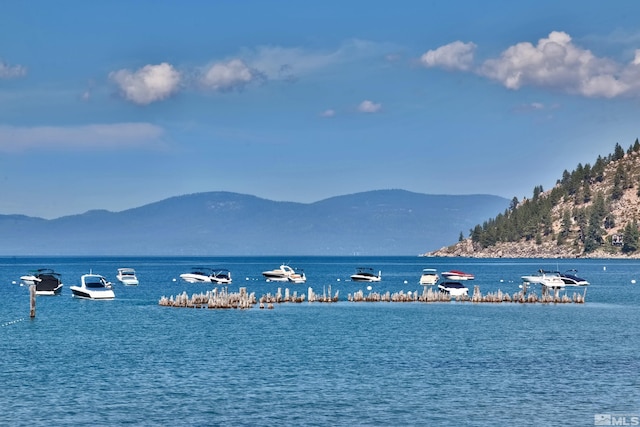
<box><xmin>29</xmin><ymin>284</ymin><xmax>36</xmax><ymax>318</ymax></box>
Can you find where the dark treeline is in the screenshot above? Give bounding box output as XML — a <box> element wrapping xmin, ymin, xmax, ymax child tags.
<box><xmin>469</xmin><ymin>139</ymin><xmax>640</xmax><ymax>255</ymax></box>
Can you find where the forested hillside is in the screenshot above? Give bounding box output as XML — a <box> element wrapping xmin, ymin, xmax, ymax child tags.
<box><xmin>428</xmin><ymin>139</ymin><xmax>640</xmax><ymax>258</ymax></box>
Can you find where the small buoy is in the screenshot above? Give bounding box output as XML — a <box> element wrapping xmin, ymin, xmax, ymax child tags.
<box><xmin>632</xmin><ymin>279</ymin><xmax>636</xmax><ymax>284</ymax></box>
<box><xmin>11</xmin><ymin>281</ymin><xmax>16</xmax><ymax>285</ymax></box>
<box><xmin>403</xmin><ymin>280</ymin><xmax>408</xmax><ymax>284</ymax></box>
<box><xmin>172</xmin><ymin>278</ymin><xmax>176</xmax><ymax>282</ymax></box>
<box><xmin>603</xmin><ymin>266</ymin><xmax>607</xmax><ymax>271</ymax></box>
<box><xmin>336</xmin><ymin>278</ymin><xmax>340</xmax><ymax>282</ymax></box>
<box><xmin>500</xmin><ymin>279</ymin><xmax>504</xmax><ymax>283</ymax></box>
<box><xmin>367</xmin><ymin>285</ymin><xmax>372</xmax><ymax>291</ymax></box>
<box><xmin>245</xmin><ymin>277</ymin><xmax>249</xmax><ymax>281</ymax></box>
<box><xmin>518</xmin><ymin>284</ymin><xmax>523</xmax><ymax>289</ymax></box>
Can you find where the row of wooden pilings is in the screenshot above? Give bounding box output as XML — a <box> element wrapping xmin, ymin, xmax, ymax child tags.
<box><xmin>159</xmin><ymin>286</ymin><xmax>341</xmax><ymax>309</ymax></box>
<box><xmin>158</xmin><ymin>284</ymin><xmax>587</xmax><ymax>309</ymax></box>
<box><xmin>470</xmin><ymin>285</ymin><xmax>586</xmax><ymax>304</ymax></box>
<box><xmin>158</xmin><ymin>287</ymin><xmax>257</xmax><ymax>309</ymax></box>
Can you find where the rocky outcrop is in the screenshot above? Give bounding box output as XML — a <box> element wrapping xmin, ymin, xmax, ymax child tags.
<box><xmin>424</xmin><ymin>145</ymin><xmax>640</xmax><ymax>259</ymax></box>
<box><xmin>424</xmin><ymin>238</ymin><xmax>640</xmax><ymax>259</ymax></box>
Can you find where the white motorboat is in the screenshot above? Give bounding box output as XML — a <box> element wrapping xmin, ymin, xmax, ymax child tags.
<box><xmin>558</xmin><ymin>269</ymin><xmax>589</xmax><ymax>286</ymax></box>
<box><xmin>419</xmin><ymin>268</ymin><xmax>439</xmax><ymax>285</ymax></box>
<box><xmin>116</xmin><ymin>268</ymin><xmax>139</xmax><ymax>286</ymax></box>
<box><xmin>441</xmin><ymin>270</ymin><xmax>475</xmax><ymax>281</ymax></box>
<box><xmin>20</xmin><ymin>268</ymin><xmax>63</xmax><ymax>296</ymax></box>
<box><xmin>350</xmin><ymin>267</ymin><xmax>381</xmax><ymax>282</ymax></box>
<box><xmin>262</xmin><ymin>264</ymin><xmax>299</xmax><ymax>282</ymax></box>
<box><xmin>180</xmin><ymin>267</ymin><xmax>232</xmax><ymax>284</ymax></box>
<box><xmin>70</xmin><ymin>273</ymin><xmax>115</xmax><ymax>300</ymax></box>
<box><xmin>521</xmin><ymin>270</ymin><xmax>566</xmax><ymax>289</ymax></box>
<box><xmin>438</xmin><ymin>281</ymin><xmax>469</xmax><ymax>297</ymax></box>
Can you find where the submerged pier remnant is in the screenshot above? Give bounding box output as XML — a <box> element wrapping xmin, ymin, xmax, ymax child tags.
<box><xmin>159</xmin><ymin>284</ymin><xmax>586</xmax><ymax>310</ymax></box>
<box><xmin>158</xmin><ymin>287</ymin><xmax>257</xmax><ymax>309</ymax></box>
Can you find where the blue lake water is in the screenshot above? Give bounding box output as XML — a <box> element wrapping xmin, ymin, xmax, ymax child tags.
<box><xmin>1</xmin><ymin>256</ymin><xmax>640</xmax><ymax>426</ymax></box>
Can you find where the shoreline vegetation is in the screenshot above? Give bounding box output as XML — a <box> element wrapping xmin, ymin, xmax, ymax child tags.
<box><xmin>424</xmin><ymin>139</ymin><xmax>640</xmax><ymax>259</ymax></box>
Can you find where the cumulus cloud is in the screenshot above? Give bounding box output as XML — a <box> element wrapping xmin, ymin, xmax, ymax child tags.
<box><xmin>109</xmin><ymin>63</ymin><xmax>181</xmax><ymax>105</ymax></box>
<box><xmin>0</xmin><ymin>60</ymin><xmax>27</xmax><ymax>78</ymax></box>
<box><xmin>200</xmin><ymin>59</ymin><xmax>255</xmax><ymax>91</ymax></box>
<box><xmin>479</xmin><ymin>31</ymin><xmax>631</xmax><ymax>97</ymax></box>
<box><xmin>0</xmin><ymin>123</ymin><xmax>165</xmax><ymax>152</ymax></box>
<box><xmin>423</xmin><ymin>31</ymin><xmax>640</xmax><ymax>98</ymax></box>
<box><xmin>420</xmin><ymin>41</ymin><xmax>476</xmax><ymax>71</ymax></box>
<box><xmin>320</xmin><ymin>109</ymin><xmax>336</xmax><ymax>118</ymax></box>
<box><xmin>357</xmin><ymin>100</ymin><xmax>382</xmax><ymax>113</ymax></box>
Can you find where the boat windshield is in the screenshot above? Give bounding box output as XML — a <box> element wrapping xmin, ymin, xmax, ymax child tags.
<box><xmin>444</xmin><ymin>282</ymin><xmax>466</xmax><ymax>289</ymax></box>
<box><xmin>85</xmin><ymin>277</ymin><xmax>107</xmax><ymax>288</ymax></box>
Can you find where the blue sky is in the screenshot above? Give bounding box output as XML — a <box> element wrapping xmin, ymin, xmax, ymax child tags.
<box><xmin>2</xmin><ymin>1</ymin><xmax>640</xmax><ymax>218</ymax></box>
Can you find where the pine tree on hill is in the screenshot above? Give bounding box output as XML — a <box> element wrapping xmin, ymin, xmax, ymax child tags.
<box><xmin>456</xmin><ymin>139</ymin><xmax>640</xmax><ymax>257</ymax></box>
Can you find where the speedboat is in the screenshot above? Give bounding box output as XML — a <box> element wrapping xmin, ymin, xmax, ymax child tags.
<box><xmin>441</xmin><ymin>270</ymin><xmax>475</xmax><ymax>281</ymax></box>
<box><xmin>70</xmin><ymin>273</ymin><xmax>115</xmax><ymax>300</ymax></box>
<box><xmin>521</xmin><ymin>270</ymin><xmax>566</xmax><ymax>289</ymax></box>
<box><xmin>419</xmin><ymin>268</ymin><xmax>439</xmax><ymax>285</ymax></box>
<box><xmin>262</xmin><ymin>264</ymin><xmax>299</xmax><ymax>282</ymax></box>
<box><xmin>116</xmin><ymin>268</ymin><xmax>139</xmax><ymax>286</ymax></box>
<box><xmin>350</xmin><ymin>267</ymin><xmax>381</xmax><ymax>282</ymax></box>
<box><xmin>438</xmin><ymin>281</ymin><xmax>469</xmax><ymax>297</ymax></box>
<box><xmin>180</xmin><ymin>268</ymin><xmax>232</xmax><ymax>284</ymax></box>
<box><xmin>20</xmin><ymin>268</ymin><xmax>64</xmax><ymax>296</ymax></box>
<box><xmin>558</xmin><ymin>269</ymin><xmax>589</xmax><ymax>286</ymax></box>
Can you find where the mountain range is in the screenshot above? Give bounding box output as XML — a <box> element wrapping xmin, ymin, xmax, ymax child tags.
<box><xmin>0</xmin><ymin>190</ymin><xmax>509</xmax><ymax>256</ymax></box>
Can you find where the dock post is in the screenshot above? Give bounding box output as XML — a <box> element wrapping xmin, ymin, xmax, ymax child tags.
<box><xmin>29</xmin><ymin>284</ymin><xmax>36</xmax><ymax>318</ymax></box>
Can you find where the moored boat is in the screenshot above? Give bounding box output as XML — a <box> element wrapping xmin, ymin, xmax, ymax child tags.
<box><xmin>20</xmin><ymin>268</ymin><xmax>64</xmax><ymax>296</ymax></box>
<box><xmin>70</xmin><ymin>273</ymin><xmax>115</xmax><ymax>300</ymax></box>
<box><xmin>350</xmin><ymin>267</ymin><xmax>381</xmax><ymax>282</ymax></box>
<box><xmin>419</xmin><ymin>268</ymin><xmax>439</xmax><ymax>285</ymax></box>
<box><xmin>441</xmin><ymin>270</ymin><xmax>475</xmax><ymax>281</ymax></box>
<box><xmin>116</xmin><ymin>268</ymin><xmax>139</xmax><ymax>286</ymax></box>
<box><xmin>180</xmin><ymin>267</ymin><xmax>232</xmax><ymax>284</ymax></box>
<box><xmin>521</xmin><ymin>270</ymin><xmax>566</xmax><ymax>289</ymax></box>
<box><xmin>262</xmin><ymin>264</ymin><xmax>300</xmax><ymax>282</ymax></box>
<box><xmin>437</xmin><ymin>281</ymin><xmax>469</xmax><ymax>296</ymax></box>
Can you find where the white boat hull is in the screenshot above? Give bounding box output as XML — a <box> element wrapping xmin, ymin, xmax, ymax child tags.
<box><xmin>70</xmin><ymin>286</ymin><xmax>115</xmax><ymax>300</ymax></box>
<box><xmin>180</xmin><ymin>273</ymin><xmax>213</xmax><ymax>283</ymax></box>
<box><xmin>262</xmin><ymin>265</ymin><xmax>304</xmax><ymax>282</ymax></box>
<box><xmin>438</xmin><ymin>283</ymin><xmax>469</xmax><ymax>297</ymax></box>
<box><xmin>350</xmin><ymin>275</ymin><xmax>381</xmax><ymax>282</ymax></box>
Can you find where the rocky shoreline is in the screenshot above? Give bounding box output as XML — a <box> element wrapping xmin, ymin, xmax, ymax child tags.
<box><xmin>423</xmin><ymin>239</ymin><xmax>640</xmax><ymax>259</ymax></box>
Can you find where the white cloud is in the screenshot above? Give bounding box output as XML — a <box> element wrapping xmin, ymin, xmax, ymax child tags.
<box><xmin>109</xmin><ymin>63</ymin><xmax>181</xmax><ymax>105</ymax></box>
<box><xmin>320</xmin><ymin>109</ymin><xmax>336</xmax><ymax>118</ymax></box>
<box><xmin>0</xmin><ymin>60</ymin><xmax>27</xmax><ymax>78</ymax></box>
<box><xmin>479</xmin><ymin>31</ymin><xmax>628</xmax><ymax>97</ymax></box>
<box><xmin>0</xmin><ymin>123</ymin><xmax>165</xmax><ymax>152</ymax></box>
<box><xmin>425</xmin><ymin>31</ymin><xmax>640</xmax><ymax>98</ymax></box>
<box><xmin>200</xmin><ymin>59</ymin><xmax>255</xmax><ymax>91</ymax></box>
<box><xmin>420</xmin><ymin>41</ymin><xmax>476</xmax><ymax>71</ymax></box>
<box><xmin>357</xmin><ymin>100</ymin><xmax>382</xmax><ymax>113</ymax></box>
